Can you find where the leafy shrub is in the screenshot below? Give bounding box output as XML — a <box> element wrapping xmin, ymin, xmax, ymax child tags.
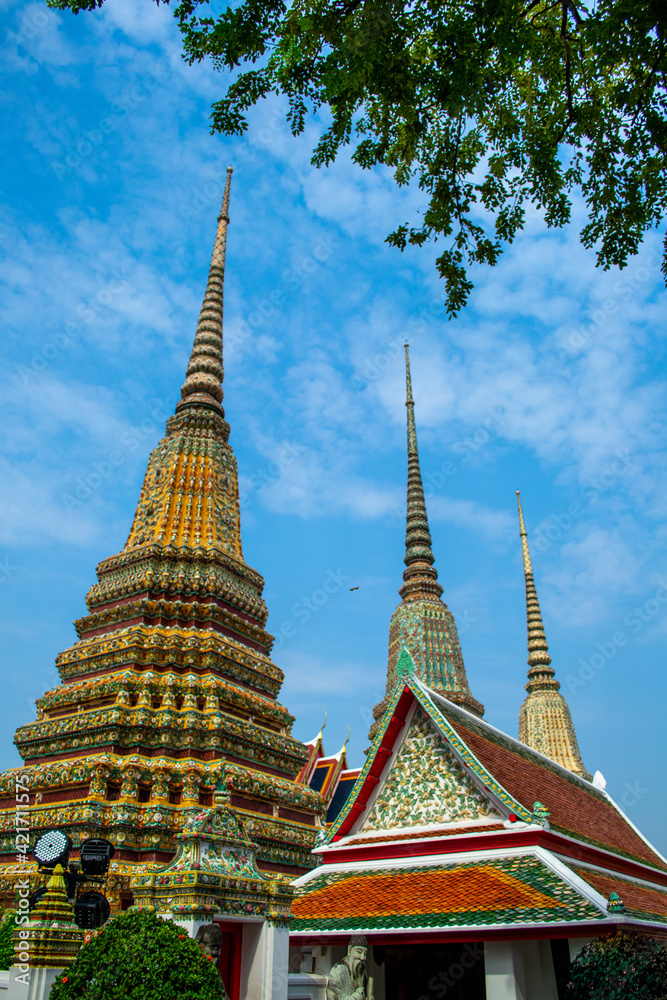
<box><xmin>49</xmin><ymin>908</ymin><xmax>227</xmax><ymax>1000</ymax></box>
<box><xmin>566</xmin><ymin>931</ymin><xmax>667</xmax><ymax>1000</ymax></box>
<box><xmin>0</xmin><ymin>911</ymin><xmax>18</xmax><ymax>971</ymax></box>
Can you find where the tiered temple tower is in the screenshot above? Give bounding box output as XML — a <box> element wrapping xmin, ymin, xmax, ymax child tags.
<box><xmin>370</xmin><ymin>344</ymin><xmax>484</xmax><ymax>738</ymax></box>
<box><xmin>0</xmin><ymin>170</ymin><xmax>322</xmax><ymax>911</ymax></box>
<box><xmin>516</xmin><ymin>491</ymin><xmax>590</xmax><ymax>778</ymax></box>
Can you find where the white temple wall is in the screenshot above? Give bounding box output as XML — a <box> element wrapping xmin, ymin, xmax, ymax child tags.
<box><xmin>287</xmin><ymin>972</ymin><xmax>328</xmax><ymax>1000</ymax></box>
<box><xmin>3</xmin><ymin>965</ymin><xmax>61</xmax><ymax>1000</ymax></box>
<box><xmin>484</xmin><ymin>941</ymin><xmax>527</xmax><ymax>1000</ymax></box>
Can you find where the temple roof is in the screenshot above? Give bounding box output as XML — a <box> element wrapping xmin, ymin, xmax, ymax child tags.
<box><xmin>571</xmin><ymin>864</ymin><xmax>667</xmax><ymax>925</ymax></box>
<box><xmin>295</xmin><ymin>721</ymin><xmax>361</xmax><ymax>827</ymax></box>
<box><xmin>451</xmin><ymin>710</ymin><xmax>663</xmax><ymax>872</ymax></box>
<box><xmin>291</xmin><ymin>672</ymin><xmax>667</xmax><ymax>938</ymax></box>
<box><xmin>329</xmin><ymin>674</ymin><xmax>667</xmax><ymax>876</ymax></box>
<box><xmin>291</xmin><ymin>851</ymin><xmax>606</xmax><ymax>934</ymax></box>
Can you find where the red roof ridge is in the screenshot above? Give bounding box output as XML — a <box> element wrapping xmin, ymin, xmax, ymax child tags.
<box><xmin>418</xmin><ymin>679</ymin><xmax>596</xmax><ymax>791</ymax></box>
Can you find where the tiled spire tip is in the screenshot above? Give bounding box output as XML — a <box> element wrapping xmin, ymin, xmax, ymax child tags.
<box><xmin>177</xmin><ymin>166</ymin><xmax>233</xmax><ymax>416</ymax></box>
<box><xmin>516</xmin><ymin>491</ymin><xmax>554</xmax><ymax>678</ymax></box>
<box><xmin>401</xmin><ymin>343</ymin><xmax>441</xmax><ymax>600</ymax></box>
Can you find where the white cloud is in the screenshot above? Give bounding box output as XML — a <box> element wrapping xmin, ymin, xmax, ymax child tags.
<box><xmin>544</xmin><ymin>527</ymin><xmax>642</xmax><ymax>627</ymax></box>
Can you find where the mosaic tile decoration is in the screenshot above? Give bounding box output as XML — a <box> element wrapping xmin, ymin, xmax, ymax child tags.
<box><xmin>362</xmin><ymin>708</ymin><xmax>500</xmax><ymax>832</ymax></box>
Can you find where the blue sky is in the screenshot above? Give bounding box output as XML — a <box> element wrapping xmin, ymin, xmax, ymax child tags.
<box><xmin>1</xmin><ymin>0</ymin><xmax>666</xmax><ymax>856</ymax></box>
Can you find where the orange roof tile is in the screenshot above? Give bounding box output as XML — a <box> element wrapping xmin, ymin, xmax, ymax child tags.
<box><xmin>291</xmin><ymin>855</ymin><xmax>602</xmax><ymax>931</ymax></box>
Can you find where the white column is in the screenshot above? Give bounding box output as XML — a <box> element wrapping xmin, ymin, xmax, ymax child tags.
<box><xmin>521</xmin><ymin>940</ymin><xmax>559</xmax><ymax>1000</ymax></box>
<box><xmin>4</xmin><ymin>966</ymin><xmax>63</xmax><ymax>1000</ymax></box>
<box><xmin>484</xmin><ymin>942</ymin><xmax>527</xmax><ymax>1000</ymax></box>
<box><xmin>5</xmin><ymin>966</ymin><xmax>30</xmax><ymax>1000</ymax></box>
<box><xmin>243</xmin><ymin>922</ymin><xmax>290</xmax><ymax>1000</ymax></box>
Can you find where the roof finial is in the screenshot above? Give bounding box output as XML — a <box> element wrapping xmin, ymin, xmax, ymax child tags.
<box><xmin>400</xmin><ymin>344</ymin><xmax>441</xmax><ymax>600</ymax></box>
<box><xmin>516</xmin><ymin>488</ymin><xmax>533</xmax><ymax>576</ymax></box>
<box><xmin>177</xmin><ymin>166</ymin><xmax>233</xmax><ymax>417</ymax></box>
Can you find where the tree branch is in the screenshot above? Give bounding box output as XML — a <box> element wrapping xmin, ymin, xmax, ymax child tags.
<box><xmin>561</xmin><ymin>0</ymin><xmax>573</xmax><ymax>119</ymax></box>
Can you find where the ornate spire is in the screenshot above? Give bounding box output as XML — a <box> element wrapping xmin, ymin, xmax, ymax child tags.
<box><xmin>369</xmin><ymin>346</ymin><xmax>483</xmax><ymax>739</ymax></box>
<box><xmin>177</xmin><ymin>166</ymin><xmax>232</xmax><ymax>417</ymax></box>
<box><xmin>516</xmin><ymin>491</ymin><xmax>590</xmax><ymax>779</ymax></box>
<box><xmin>112</xmin><ymin>167</ymin><xmax>247</xmax><ymax>559</ymax></box>
<box><xmin>401</xmin><ymin>343</ymin><xmax>442</xmax><ymax>601</ymax></box>
<box><xmin>516</xmin><ymin>491</ymin><xmax>553</xmax><ymax>679</ymax></box>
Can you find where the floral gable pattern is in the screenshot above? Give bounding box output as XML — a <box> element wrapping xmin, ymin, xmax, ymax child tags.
<box><xmin>362</xmin><ymin>708</ymin><xmax>501</xmax><ymax>832</ymax></box>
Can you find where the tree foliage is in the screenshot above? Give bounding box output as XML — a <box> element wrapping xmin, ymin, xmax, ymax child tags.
<box><xmin>49</xmin><ymin>908</ymin><xmax>227</xmax><ymax>1000</ymax></box>
<box><xmin>566</xmin><ymin>931</ymin><xmax>667</xmax><ymax>1000</ymax></box>
<box><xmin>50</xmin><ymin>0</ymin><xmax>667</xmax><ymax>314</ymax></box>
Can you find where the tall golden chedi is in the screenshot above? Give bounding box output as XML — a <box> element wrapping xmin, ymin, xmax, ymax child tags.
<box><xmin>516</xmin><ymin>490</ymin><xmax>590</xmax><ymax>779</ymax></box>
<box><xmin>370</xmin><ymin>344</ymin><xmax>484</xmax><ymax>738</ymax></box>
<box><xmin>0</xmin><ymin>169</ymin><xmax>323</xmax><ymax>910</ymax></box>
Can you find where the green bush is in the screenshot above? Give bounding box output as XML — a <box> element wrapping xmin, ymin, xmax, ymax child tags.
<box><xmin>0</xmin><ymin>912</ymin><xmax>18</xmax><ymax>971</ymax></box>
<box><xmin>566</xmin><ymin>931</ymin><xmax>667</xmax><ymax>1000</ymax></box>
<box><xmin>49</xmin><ymin>908</ymin><xmax>227</xmax><ymax>1000</ymax></box>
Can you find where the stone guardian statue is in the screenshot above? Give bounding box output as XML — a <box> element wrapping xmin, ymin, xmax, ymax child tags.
<box><xmin>326</xmin><ymin>934</ymin><xmax>374</xmax><ymax>1000</ymax></box>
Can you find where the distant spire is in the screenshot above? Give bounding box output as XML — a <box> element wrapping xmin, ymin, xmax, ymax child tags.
<box><xmin>516</xmin><ymin>491</ymin><xmax>590</xmax><ymax>779</ymax></box>
<box><xmin>516</xmin><ymin>491</ymin><xmax>553</xmax><ymax>680</ymax></box>
<box><xmin>177</xmin><ymin>166</ymin><xmax>233</xmax><ymax>417</ymax></box>
<box><xmin>401</xmin><ymin>343</ymin><xmax>442</xmax><ymax>601</ymax></box>
<box><xmin>369</xmin><ymin>346</ymin><xmax>483</xmax><ymax>740</ymax></box>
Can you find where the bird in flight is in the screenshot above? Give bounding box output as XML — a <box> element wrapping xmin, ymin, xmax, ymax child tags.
<box><xmin>349</xmin><ymin>586</ymin><xmax>359</xmax><ymax>591</ymax></box>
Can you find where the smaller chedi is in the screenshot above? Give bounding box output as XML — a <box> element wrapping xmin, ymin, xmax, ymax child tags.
<box><xmin>19</xmin><ymin>864</ymin><xmax>83</xmax><ymax>968</ymax></box>
<box><xmin>8</xmin><ymin>864</ymin><xmax>83</xmax><ymax>999</ymax></box>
